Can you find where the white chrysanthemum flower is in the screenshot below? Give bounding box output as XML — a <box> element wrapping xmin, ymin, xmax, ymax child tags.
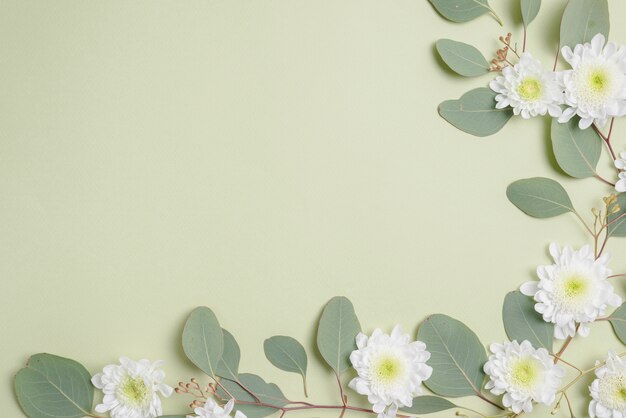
<box><xmin>558</xmin><ymin>33</ymin><xmax>626</xmax><ymax>129</ymax></box>
<box><xmin>489</xmin><ymin>52</ymin><xmax>563</xmax><ymax>119</ymax></box>
<box><xmin>521</xmin><ymin>243</ymin><xmax>621</xmax><ymax>340</ymax></box>
<box><xmin>188</xmin><ymin>398</ymin><xmax>247</xmax><ymax>418</ymax></box>
<box><xmin>484</xmin><ymin>340</ymin><xmax>564</xmax><ymax>414</ymax></box>
<box><xmin>589</xmin><ymin>352</ymin><xmax>626</xmax><ymax>417</ymax></box>
<box><xmin>92</xmin><ymin>357</ymin><xmax>173</xmax><ymax>418</ymax></box>
<box><xmin>348</xmin><ymin>325</ymin><xmax>433</xmax><ymax>418</ymax></box>
<box><xmin>616</xmin><ymin>152</ymin><xmax>626</xmax><ymax>193</ymax></box>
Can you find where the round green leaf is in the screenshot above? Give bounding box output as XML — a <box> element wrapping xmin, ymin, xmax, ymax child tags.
<box><xmin>428</xmin><ymin>0</ymin><xmax>493</xmax><ymax>23</ymax></box>
<box><xmin>551</xmin><ymin>118</ymin><xmax>602</xmax><ymax>178</ymax></box>
<box><xmin>521</xmin><ymin>0</ymin><xmax>541</xmax><ymax>27</ymax></box>
<box><xmin>435</xmin><ymin>39</ymin><xmax>490</xmax><ymax>77</ymax></box>
<box><xmin>216</xmin><ymin>329</ymin><xmax>241</xmax><ymax>381</ymax></box>
<box><xmin>182</xmin><ymin>306</ymin><xmax>224</xmax><ymax>378</ymax></box>
<box><xmin>317</xmin><ymin>296</ymin><xmax>361</xmax><ymax>375</ymax></box>
<box><xmin>400</xmin><ymin>396</ymin><xmax>457</xmax><ymax>414</ymax></box>
<box><xmin>438</xmin><ymin>88</ymin><xmax>513</xmax><ymax>137</ymax></box>
<box><xmin>503</xmin><ymin>291</ymin><xmax>553</xmax><ymax>352</ymax></box>
<box><xmin>608</xmin><ymin>194</ymin><xmax>626</xmax><ymax>238</ymax></box>
<box><xmin>15</xmin><ymin>353</ymin><xmax>94</xmax><ymax>418</ymax></box>
<box><xmin>418</xmin><ymin>314</ymin><xmax>487</xmax><ymax>397</ymax></box>
<box><xmin>609</xmin><ymin>303</ymin><xmax>626</xmax><ymax>344</ymax></box>
<box><xmin>506</xmin><ymin>177</ymin><xmax>575</xmax><ymax>218</ymax></box>
<box><xmin>560</xmin><ymin>0</ymin><xmax>609</xmax><ymax>49</ymax></box>
<box><xmin>264</xmin><ymin>335</ymin><xmax>307</xmax><ymax>378</ymax></box>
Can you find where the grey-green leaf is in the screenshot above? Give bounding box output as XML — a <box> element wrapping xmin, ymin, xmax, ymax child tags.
<box><xmin>418</xmin><ymin>314</ymin><xmax>487</xmax><ymax>397</ymax></box>
<box><xmin>400</xmin><ymin>396</ymin><xmax>457</xmax><ymax>414</ymax></box>
<box><xmin>521</xmin><ymin>0</ymin><xmax>541</xmax><ymax>27</ymax></box>
<box><xmin>560</xmin><ymin>0</ymin><xmax>609</xmax><ymax>49</ymax></box>
<box><xmin>429</xmin><ymin>0</ymin><xmax>492</xmax><ymax>23</ymax></box>
<box><xmin>506</xmin><ymin>177</ymin><xmax>575</xmax><ymax>218</ymax></box>
<box><xmin>264</xmin><ymin>336</ymin><xmax>308</xmax><ymax>379</ymax></box>
<box><xmin>436</xmin><ymin>39</ymin><xmax>490</xmax><ymax>76</ymax></box>
<box><xmin>216</xmin><ymin>329</ymin><xmax>240</xmax><ymax>381</ymax></box>
<box><xmin>503</xmin><ymin>291</ymin><xmax>553</xmax><ymax>351</ymax></box>
<box><xmin>217</xmin><ymin>373</ymin><xmax>287</xmax><ymax>418</ymax></box>
<box><xmin>609</xmin><ymin>303</ymin><xmax>626</xmax><ymax>344</ymax></box>
<box><xmin>317</xmin><ymin>296</ymin><xmax>361</xmax><ymax>375</ymax></box>
<box><xmin>609</xmin><ymin>194</ymin><xmax>626</xmax><ymax>238</ymax></box>
<box><xmin>14</xmin><ymin>353</ymin><xmax>94</xmax><ymax>418</ymax></box>
<box><xmin>551</xmin><ymin>118</ymin><xmax>602</xmax><ymax>178</ymax></box>
<box><xmin>182</xmin><ymin>306</ymin><xmax>224</xmax><ymax>378</ymax></box>
<box><xmin>439</xmin><ymin>88</ymin><xmax>513</xmax><ymax>137</ymax></box>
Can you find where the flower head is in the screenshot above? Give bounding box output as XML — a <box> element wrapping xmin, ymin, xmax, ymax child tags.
<box><xmin>484</xmin><ymin>340</ymin><xmax>564</xmax><ymax>414</ymax></box>
<box><xmin>189</xmin><ymin>399</ymin><xmax>246</xmax><ymax>418</ymax></box>
<box><xmin>489</xmin><ymin>52</ymin><xmax>563</xmax><ymax>119</ymax></box>
<box><xmin>92</xmin><ymin>357</ymin><xmax>173</xmax><ymax>418</ymax></box>
<box><xmin>521</xmin><ymin>243</ymin><xmax>621</xmax><ymax>340</ymax></box>
<box><xmin>616</xmin><ymin>151</ymin><xmax>626</xmax><ymax>193</ymax></box>
<box><xmin>590</xmin><ymin>352</ymin><xmax>626</xmax><ymax>417</ymax></box>
<box><xmin>348</xmin><ymin>325</ymin><xmax>433</xmax><ymax>418</ymax></box>
<box><xmin>558</xmin><ymin>33</ymin><xmax>626</xmax><ymax>129</ymax></box>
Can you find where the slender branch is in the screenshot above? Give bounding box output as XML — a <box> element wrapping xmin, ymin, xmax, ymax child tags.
<box><xmin>552</xmin><ymin>43</ymin><xmax>560</xmax><ymax>71</ymax></box>
<box><xmin>595</xmin><ymin>173</ymin><xmax>616</xmax><ymax>187</ymax></box>
<box><xmin>476</xmin><ymin>392</ymin><xmax>506</xmax><ymax>411</ymax></box>
<box><xmin>573</xmin><ymin>210</ymin><xmax>595</xmax><ymax>237</ymax></box>
<box><xmin>522</xmin><ymin>25</ymin><xmax>527</xmax><ymax>52</ymax></box>
<box><xmin>610</xmin><ymin>274</ymin><xmax>626</xmax><ymax>279</ymax></box>
<box><xmin>334</xmin><ymin>371</ymin><xmax>347</xmax><ymax>406</ymax></box>
<box><xmin>593</xmin><ymin>121</ymin><xmax>618</xmax><ymax>161</ymax></box>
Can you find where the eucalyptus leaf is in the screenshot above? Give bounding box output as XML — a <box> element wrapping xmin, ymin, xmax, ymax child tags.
<box><xmin>264</xmin><ymin>336</ymin><xmax>308</xmax><ymax>394</ymax></box>
<box><xmin>216</xmin><ymin>329</ymin><xmax>240</xmax><ymax>381</ymax></box>
<box><xmin>182</xmin><ymin>306</ymin><xmax>224</xmax><ymax>378</ymax></box>
<box><xmin>438</xmin><ymin>88</ymin><xmax>513</xmax><ymax>137</ymax></box>
<box><xmin>14</xmin><ymin>353</ymin><xmax>94</xmax><ymax>418</ymax></box>
<box><xmin>560</xmin><ymin>0</ymin><xmax>609</xmax><ymax>49</ymax></box>
<box><xmin>435</xmin><ymin>39</ymin><xmax>490</xmax><ymax>77</ymax></box>
<box><xmin>400</xmin><ymin>396</ymin><xmax>457</xmax><ymax>414</ymax></box>
<box><xmin>551</xmin><ymin>118</ymin><xmax>602</xmax><ymax>178</ymax></box>
<box><xmin>609</xmin><ymin>303</ymin><xmax>626</xmax><ymax>344</ymax></box>
<box><xmin>418</xmin><ymin>314</ymin><xmax>487</xmax><ymax>397</ymax></box>
<box><xmin>317</xmin><ymin>296</ymin><xmax>361</xmax><ymax>375</ymax></box>
<box><xmin>217</xmin><ymin>373</ymin><xmax>287</xmax><ymax>418</ymax></box>
<box><xmin>506</xmin><ymin>177</ymin><xmax>575</xmax><ymax>218</ymax></box>
<box><xmin>521</xmin><ymin>0</ymin><xmax>541</xmax><ymax>27</ymax></box>
<box><xmin>428</xmin><ymin>0</ymin><xmax>495</xmax><ymax>24</ymax></box>
<box><xmin>503</xmin><ymin>291</ymin><xmax>553</xmax><ymax>351</ymax></box>
<box><xmin>608</xmin><ymin>194</ymin><xmax>626</xmax><ymax>238</ymax></box>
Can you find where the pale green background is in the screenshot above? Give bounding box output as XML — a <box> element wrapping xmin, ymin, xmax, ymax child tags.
<box><xmin>1</xmin><ymin>1</ymin><xmax>625</xmax><ymax>416</ymax></box>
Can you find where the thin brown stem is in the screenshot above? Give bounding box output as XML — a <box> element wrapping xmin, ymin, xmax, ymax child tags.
<box><xmin>552</xmin><ymin>43</ymin><xmax>560</xmax><ymax>71</ymax></box>
<box><xmin>476</xmin><ymin>392</ymin><xmax>506</xmax><ymax>411</ymax></box>
<box><xmin>593</xmin><ymin>121</ymin><xmax>618</xmax><ymax>161</ymax></box>
<box><xmin>522</xmin><ymin>25</ymin><xmax>527</xmax><ymax>52</ymax></box>
<box><xmin>334</xmin><ymin>372</ymin><xmax>347</xmax><ymax>406</ymax></box>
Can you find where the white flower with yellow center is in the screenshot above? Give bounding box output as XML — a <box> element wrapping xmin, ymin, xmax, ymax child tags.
<box><xmin>558</xmin><ymin>33</ymin><xmax>626</xmax><ymax>129</ymax></box>
<box><xmin>484</xmin><ymin>340</ymin><xmax>564</xmax><ymax>414</ymax></box>
<box><xmin>348</xmin><ymin>325</ymin><xmax>433</xmax><ymax>418</ymax></box>
<box><xmin>92</xmin><ymin>357</ymin><xmax>173</xmax><ymax>418</ymax></box>
<box><xmin>489</xmin><ymin>52</ymin><xmax>563</xmax><ymax>119</ymax></box>
<box><xmin>521</xmin><ymin>243</ymin><xmax>621</xmax><ymax>340</ymax></box>
<box><xmin>590</xmin><ymin>352</ymin><xmax>626</xmax><ymax>417</ymax></box>
<box><xmin>188</xmin><ymin>398</ymin><xmax>247</xmax><ymax>418</ymax></box>
<box><xmin>616</xmin><ymin>151</ymin><xmax>626</xmax><ymax>193</ymax></box>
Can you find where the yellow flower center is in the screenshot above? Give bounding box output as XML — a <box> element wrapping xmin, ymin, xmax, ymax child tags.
<box><xmin>119</xmin><ymin>376</ymin><xmax>149</xmax><ymax>405</ymax></box>
<box><xmin>510</xmin><ymin>358</ymin><xmax>540</xmax><ymax>389</ymax></box>
<box><xmin>589</xmin><ymin>69</ymin><xmax>610</xmax><ymax>93</ymax></box>
<box><xmin>517</xmin><ymin>77</ymin><xmax>542</xmax><ymax>101</ymax></box>
<box><xmin>563</xmin><ymin>275</ymin><xmax>588</xmax><ymax>298</ymax></box>
<box><xmin>374</xmin><ymin>356</ymin><xmax>402</xmax><ymax>382</ymax></box>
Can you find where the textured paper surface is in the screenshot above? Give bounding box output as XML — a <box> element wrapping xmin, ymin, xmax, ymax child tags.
<box><xmin>2</xmin><ymin>1</ymin><xmax>625</xmax><ymax>416</ymax></box>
